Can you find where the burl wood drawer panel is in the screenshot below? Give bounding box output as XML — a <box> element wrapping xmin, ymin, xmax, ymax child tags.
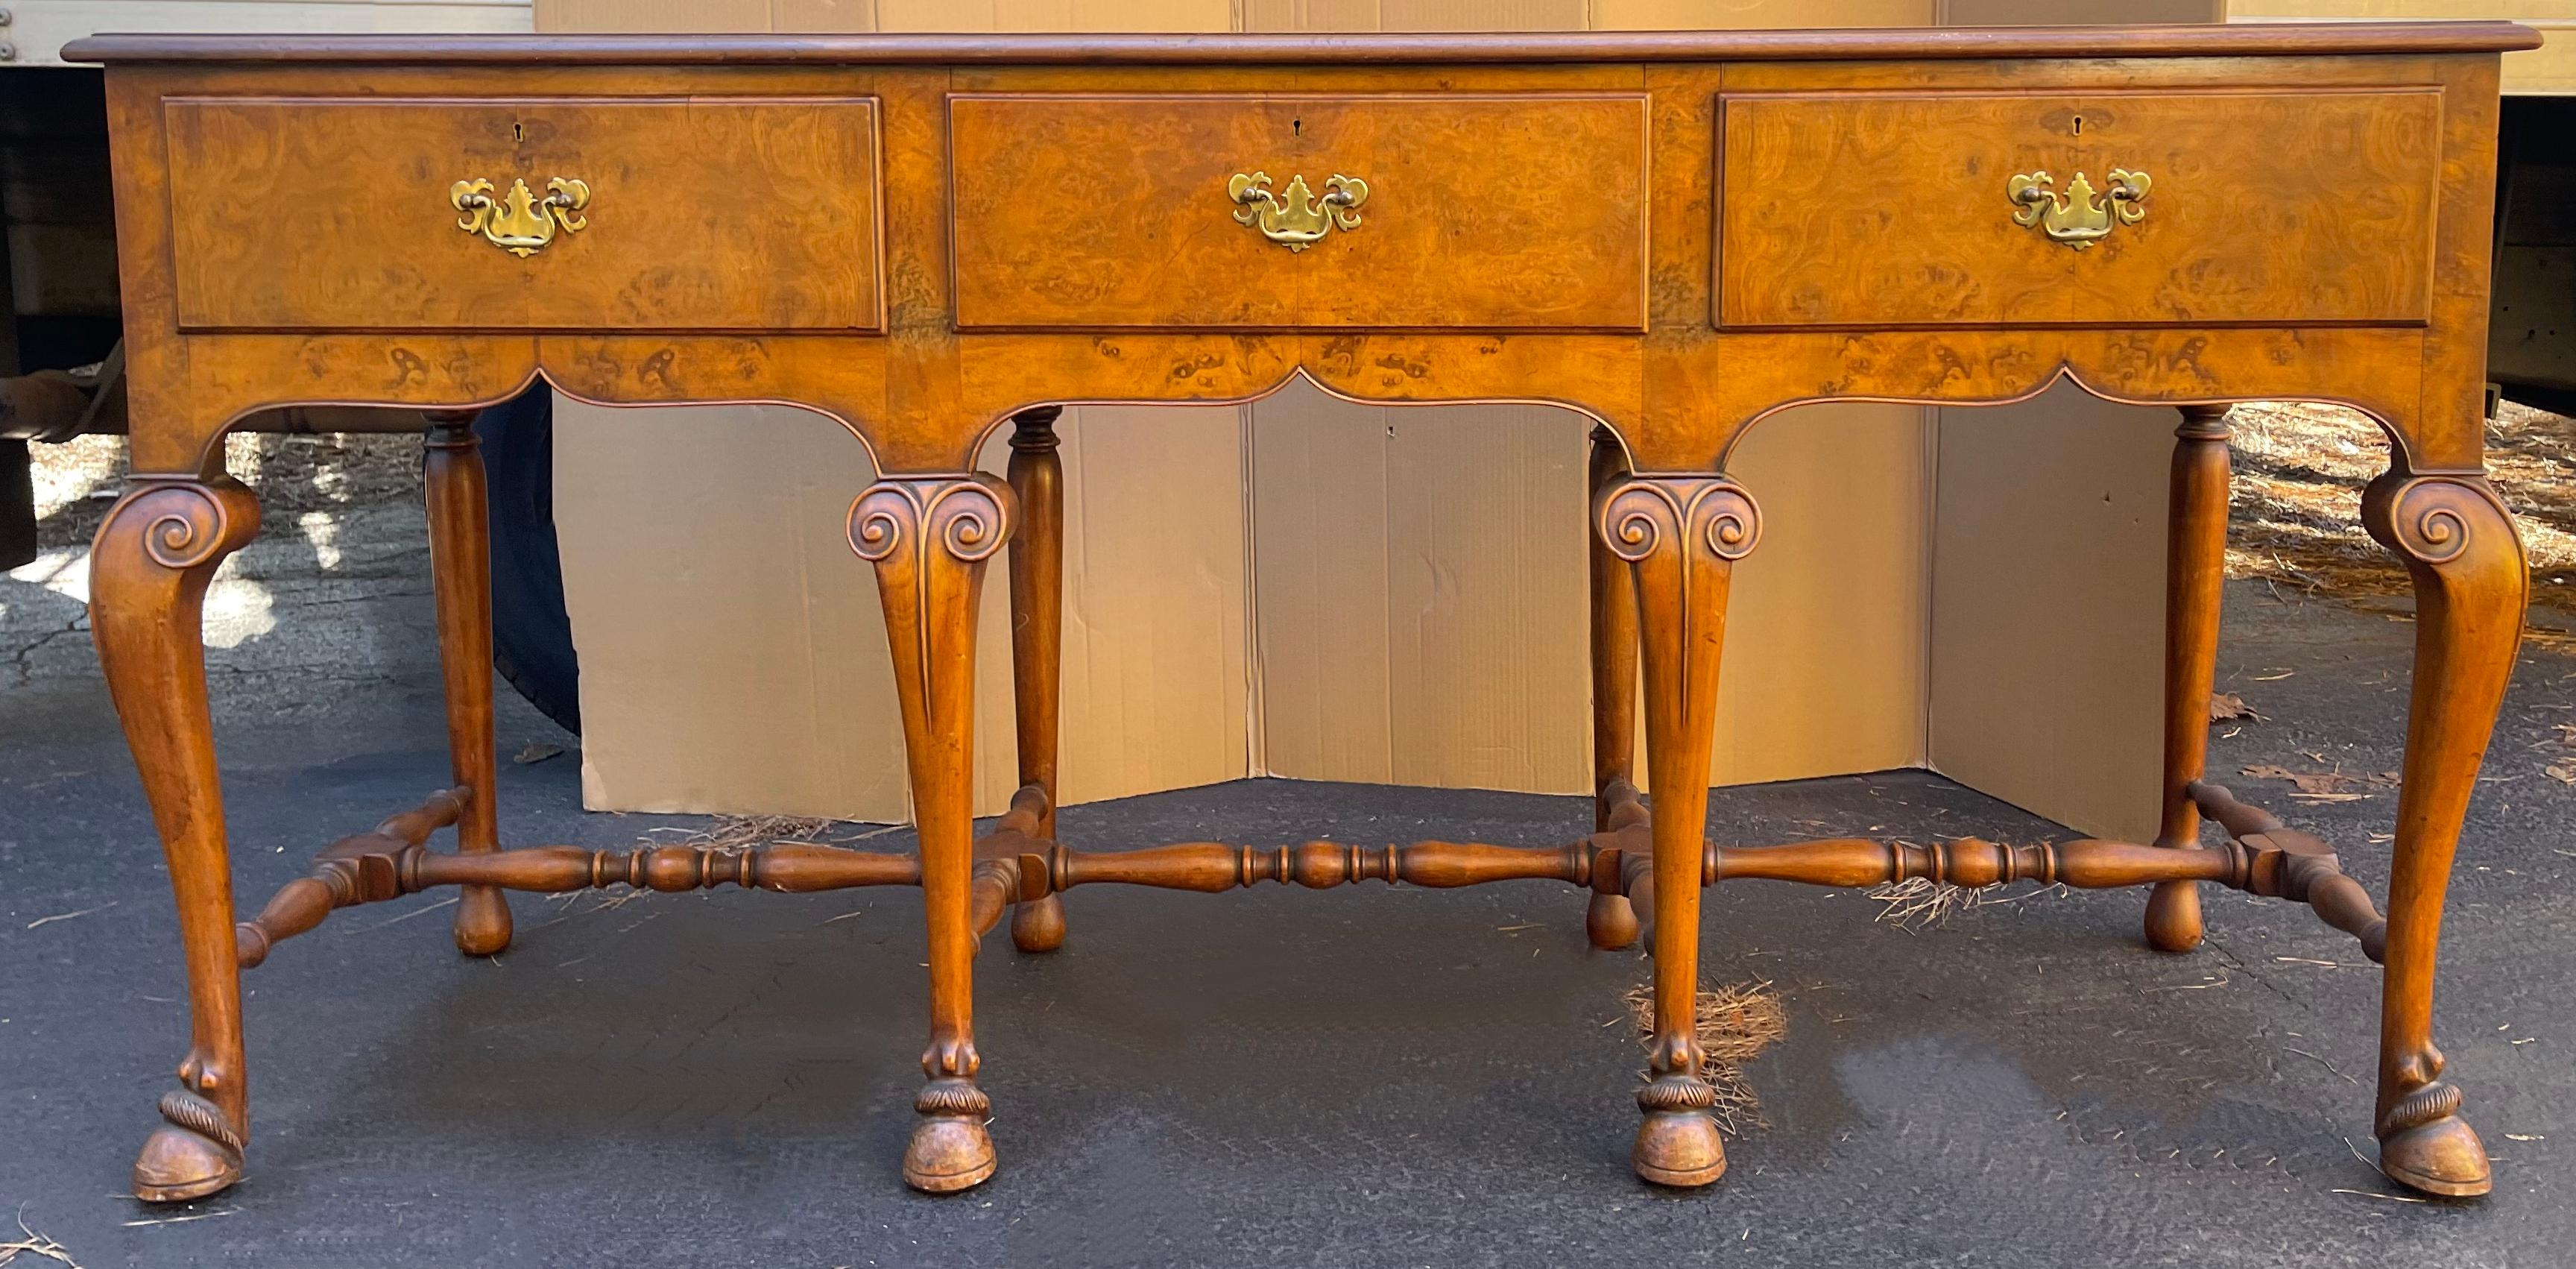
<box><xmin>1718</xmin><ymin>89</ymin><xmax>2442</xmax><ymax>328</ymax></box>
<box><xmin>948</xmin><ymin>93</ymin><xmax>1649</xmax><ymax>331</ymax></box>
<box><xmin>164</xmin><ymin>97</ymin><xmax>883</xmax><ymax>331</ymax></box>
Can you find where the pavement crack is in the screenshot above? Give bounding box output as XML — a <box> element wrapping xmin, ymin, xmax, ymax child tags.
<box><xmin>2202</xmin><ymin>933</ymin><xmax>2302</xmax><ymax>1007</ymax></box>
<box><xmin>6</xmin><ymin>614</ymin><xmax>90</xmax><ymax>687</ymax></box>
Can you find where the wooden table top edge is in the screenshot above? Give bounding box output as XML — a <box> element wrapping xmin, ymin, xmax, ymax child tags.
<box><xmin>60</xmin><ymin>22</ymin><xmax>2545</xmax><ymax>66</ymax></box>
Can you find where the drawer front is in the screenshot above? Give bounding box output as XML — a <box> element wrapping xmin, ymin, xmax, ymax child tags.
<box><xmin>949</xmin><ymin>93</ymin><xmax>1648</xmax><ymax>331</ymax></box>
<box><xmin>166</xmin><ymin>97</ymin><xmax>882</xmax><ymax>331</ymax></box>
<box><xmin>1719</xmin><ymin>89</ymin><xmax>2441</xmax><ymax>328</ymax></box>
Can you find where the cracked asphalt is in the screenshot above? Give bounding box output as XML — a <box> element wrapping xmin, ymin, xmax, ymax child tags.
<box><xmin>1</xmin><ymin>482</ymin><xmax>2569</xmax><ymax>1266</ymax></box>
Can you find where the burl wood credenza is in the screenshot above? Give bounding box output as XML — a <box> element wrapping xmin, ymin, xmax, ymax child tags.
<box><xmin>68</xmin><ymin>22</ymin><xmax>2537</xmax><ymax>1204</ymax></box>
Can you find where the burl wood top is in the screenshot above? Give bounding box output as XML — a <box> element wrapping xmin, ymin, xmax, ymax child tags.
<box><xmin>66</xmin><ymin>22</ymin><xmax>2540</xmax><ymax>479</ymax></box>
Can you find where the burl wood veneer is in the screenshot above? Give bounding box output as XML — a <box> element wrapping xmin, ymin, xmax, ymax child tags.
<box><xmin>67</xmin><ymin>22</ymin><xmax>2536</xmax><ymax>1205</ymax></box>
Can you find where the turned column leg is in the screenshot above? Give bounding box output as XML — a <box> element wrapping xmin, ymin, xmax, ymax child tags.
<box><xmin>1598</xmin><ymin>473</ymin><xmax>1759</xmax><ymax>1187</ymax></box>
<box><xmin>92</xmin><ymin>476</ymin><xmax>262</xmax><ymax>1202</ymax></box>
<box><xmin>850</xmin><ymin>473</ymin><xmax>1017</xmax><ymax>1194</ymax></box>
<box><xmin>424</xmin><ymin>412</ymin><xmax>509</xmax><ymax>955</ymax></box>
<box><xmin>1585</xmin><ymin>426</ymin><xmax>1642</xmax><ymax>951</ymax></box>
<box><xmin>1005</xmin><ymin>408</ymin><xmax>1067</xmax><ymax>954</ymax></box>
<box><xmin>2147</xmin><ymin>405</ymin><xmax>2232</xmax><ymax>953</ymax></box>
<box><xmin>2357</xmin><ymin>470</ymin><xmax>2522</xmax><ymax>1197</ymax></box>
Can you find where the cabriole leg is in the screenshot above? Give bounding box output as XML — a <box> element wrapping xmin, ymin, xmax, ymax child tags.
<box><xmin>850</xmin><ymin>473</ymin><xmax>1017</xmax><ymax>1194</ymax></box>
<box><xmin>1005</xmin><ymin>408</ymin><xmax>1067</xmax><ymax>953</ymax></box>
<box><xmin>92</xmin><ymin>477</ymin><xmax>262</xmax><ymax>1202</ymax></box>
<box><xmin>1598</xmin><ymin>473</ymin><xmax>1759</xmax><ymax>1187</ymax></box>
<box><xmin>423</xmin><ymin>412</ymin><xmax>509</xmax><ymax>955</ymax></box>
<box><xmin>2358</xmin><ymin>470</ymin><xmax>2522</xmax><ymax>1198</ymax></box>
<box><xmin>1585</xmin><ymin>426</ymin><xmax>1642</xmax><ymax>950</ymax></box>
<box><xmin>2147</xmin><ymin>405</ymin><xmax>2232</xmax><ymax>952</ymax></box>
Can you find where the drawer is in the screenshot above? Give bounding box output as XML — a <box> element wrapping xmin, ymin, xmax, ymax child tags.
<box><xmin>948</xmin><ymin>93</ymin><xmax>1648</xmax><ymax>331</ymax></box>
<box><xmin>1718</xmin><ymin>89</ymin><xmax>2441</xmax><ymax>329</ymax></box>
<box><xmin>165</xmin><ymin>97</ymin><xmax>882</xmax><ymax>332</ymax></box>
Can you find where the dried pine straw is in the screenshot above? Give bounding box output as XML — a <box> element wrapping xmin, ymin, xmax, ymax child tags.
<box><xmin>1623</xmin><ymin>980</ymin><xmax>1787</xmax><ymax>1133</ymax></box>
<box><xmin>1865</xmin><ymin>853</ymin><xmax>2073</xmax><ymax>932</ymax></box>
<box><xmin>0</xmin><ymin>1212</ymin><xmax>81</xmax><ymax>1269</ymax></box>
<box><xmin>1865</xmin><ymin>876</ymin><xmax>1994</xmax><ymax>931</ymax></box>
<box><xmin>543</xmin><ymin>815</ymin><xmax>891</xmax><ymax>913</ymax></box>
<box><xmin>2226</xmin><ymin>400</ymin><xmax>2576</xmax><ymax>631</ymax></box>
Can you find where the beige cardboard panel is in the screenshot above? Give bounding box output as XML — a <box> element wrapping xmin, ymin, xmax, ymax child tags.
<box><xmin>773</xmin><ymin>0</ymin><xmax>880</xmax><ymax>31</ymax></box>
<box><xmin>541</xmin><ymin>0</ymin><xmax>1231</xmax><ymax>34</ymax></box>
<box><xmin>1009</xmin><ymin>406</ymin><xmax>1254</xmax><ymax>807</ymax></box>
<box><xmin>555</xmin><ymin>399</ymin><xmax>909</xmax><ymax>819</ymax></box>
<box><xmin>1238</xmin><ymin>0</ymin><xmax>1584</xmax><ymax>31</ymax></box>
<box><xmin>2228</xmin><ymin>2</ymin><xmax>2572</xmax><ymax>95</ymax></box>
<box><xmin>877</xmin><ymin>0</ymin><xmax>1230</xmax><ymax>31</ymax></box>
<box><xmin>1247</xmin><ymin>387</ymin><xmax>1400</xmax><ymax>784</ymax></box>
<box><xmin>1379</xmin><ymin>405</ymin><xmax>1594</xmax><ymax>790</ymax></box>
<box><xmin>560</xmin><ymin>398</ymin><xmax>1251</xmax><ymax>822</ymax></box>
<box><xmin>1254</xmin><ymin>390</ymin><xmax>1931</xmax><ymax>795</ymax></box>
<box><xmin>1597</xmin><ymin>0</ymin><xmax>1933</xmax><ymax>28</ymax></box>
<box><xmin>1948</xmin><ymin>0</ymin><xmax>2218</xmax><ymax>22</ymax></box>
<box><xmin>1927</xmin><ymin>385</ymin><xmax>2171</xmax><ymax>843</ymax></box>
<box><xmin>1704</xmin><ymin>403</ymin><xmax>1933</xmax><ymax>787</ymax></box>
<box><xmin>535</xmin><ymin>0</ymin><xmax>771</xmax><ymax>31</ymax></box>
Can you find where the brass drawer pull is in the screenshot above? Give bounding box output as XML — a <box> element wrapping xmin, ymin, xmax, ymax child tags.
<box><xmin>1228</xmin><ymin>171</ymin><xmax>1367</xmax><ymax>252</ymax></box>
<box><xmin>449</xmin><ymin>175</ymin><xmax>590</xmax><ymax>257</ymax></box>
<box><xmin>2007</xmin><ymin>168</ymin><xmax>2148</xmax><ymax>249</ymax></box>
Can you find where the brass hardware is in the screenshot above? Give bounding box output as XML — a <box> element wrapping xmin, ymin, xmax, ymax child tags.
<box><xmin>1228</xmin><ymin>171</ymin><xmax>1367</xmax><ymax>252</ymax></box>
<box><xmin>449</xmin><ymin>176</ymin><xmax>590</xmax><ymax>257</ymax></box>
<box><xmin>2007</xmin><ymin>169</ymin><xmax>2149</xmax><ymax>250</ymax></box>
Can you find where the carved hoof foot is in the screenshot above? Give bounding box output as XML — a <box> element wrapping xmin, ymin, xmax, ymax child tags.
<box><xmin>2142</xmin><ymin>879</ymin><xmax>2203</xmax><ymax>954</ymax></box>
<box><xmin>1632</xmin><ymin>1110</ymin><xmax>1727</xmax><ymax>1187</ymax></box>
<box><xmin>904</xmin><ymin>1079</ymin><xmax>997</xmax><ymax>1194</ymax></box>
<box><xmin>1586</xmin><ymin>892</ymin><xmax>1638</xmax><ymax>950</ymax></box>
<box><xmin>454</xmin><ymin>886</ymin><xmax>514</xmax><ymax>956</ymax></box>
<box><xmin>1632</xmin><ymin>1076</ymin><xmax>1726</xmax><ymax>1187</ymax></box>
<box><xmin>1011</xmin><ymin>894</ymin><xmax>1066</xmax><ymax>954</ymax></box>
<box><xmin>133</xmin><ymin>1092</ymin><xmax>243</xmax><ymax>1203</ymax></box>
<box><xmin>2378</xmin><ymin>1086</ymin><xmax>2491</xmax><ymax>1197</ymax></box>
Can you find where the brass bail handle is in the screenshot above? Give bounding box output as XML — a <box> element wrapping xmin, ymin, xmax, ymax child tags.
<box><xmin>451</xmin><ymin>175</ymin><xmax>591</xmax><ymax>257</ymax></box>
<box><xmin>1228</xmin><ymin>171</ymin><xmax>1368</xmax><ymax>252</ymax></box>
<box><xmin>2007</xmin><ymin>169</ymin><xmax>2149</xmax><ymax>250</ymax></box>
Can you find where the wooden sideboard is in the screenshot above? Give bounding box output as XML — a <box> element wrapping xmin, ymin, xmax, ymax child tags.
<box><xmin>67</xmin><ymin>22</ymin><xmax>2537</xmax><ymax>1205</ymax></box>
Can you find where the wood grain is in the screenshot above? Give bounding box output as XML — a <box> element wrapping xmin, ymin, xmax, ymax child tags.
<box><xmin>165</xmin><ymin>96</ymin><xmax>883</xmax><ymax>332</ymax></box>
<box><xmin>1720</xmin><ymin>89</ymin><xmax>2441</xmax><ymax>327</ymax></box>
<box><xmin>948</xmin><ymin>93</ymin><xmax>1648</xmax><ymax>330</ymax></box>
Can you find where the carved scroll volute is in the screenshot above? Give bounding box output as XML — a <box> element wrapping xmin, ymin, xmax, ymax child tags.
<box><xmin>1596</xmin><ymin>477</ymin><xmax>1762</xmax><ymax>568</ymax></box>
<box><xmin>1593</xmin><ymin>473</ymin><xmax>1760</xmax><ymax>767</ymax></box>
<box><xmin>847</xmin><ymin>476</ymin><xmax>1017</xmax><ymax>573</ymax></box>
<box><xmin>847</xmin><ymin>476</ymin><xmax>1018</xmax><ymax>741</ymax></box>
<box><xmin>102</xmin><ymin>479</ymin><xmax>262</xmax><ymax>575</ymax></box>
<box><xmin>2361</xmin><ymin>472</ymin><xmax>2519</xmax><ymax>572</ymax></box>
